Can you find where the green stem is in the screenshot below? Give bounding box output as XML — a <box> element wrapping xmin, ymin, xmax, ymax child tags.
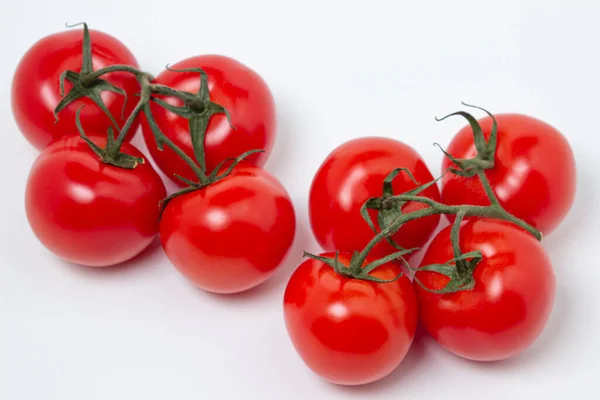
<box><xmin>351</xmin><ymin>206</ymin><xmax>439</xmax><ymax>269</ymax></box>
<box><xmin>346</xmin><ymin>189</ymin><xmax>540</xmax><ymax>281</ymax></box>
<box><xmin>135</xmin><ymin>74</ymin><xmax>208</xmax><ymax>183</ymax></box>
<box><xmin>150</xmin><ymin>84</ymin><xmax>196</xmax><ymax>102</ymax></box>
<box><xmin>451</xmin><ymin>211</ymin><xmax>467</xmax><ymax>277</ymax></box>
<box><xmin>82</xmin><ymin>66</ymin><xmax>197</xmax><ymax>104</ymax></box>
<box><xmin>110</xmin><ymin>74</ymin><xmax>153</xmax><ymax>153</ymax></box>
<box><xmin>113</xmin><ymin>103</ymin><xmax>143</xmax><ymax>149</ymax></box>
<box><xmin>477</xmin><ymin>169</ymin><xmax>500</xmax><ymax>207</ymax></box>
<box><xmin>391</xmin><ymin>195</ymin><xmax>541</xmax><ymax>240</ymax></box>
<box><xmin>349</xmin><ymin>191</ymin><xmax>541</xmax><ymax>273</ymax></box>
<box><xmin>189</xmin><ymin>117</ymin><xmax>208</xmax><ymax>173</ymax></box>
<box><xmin>462</xmin><ymin>158</ymin><xmax>494</xmax><ymax>170</ymax></box>
<box><xmin>143</xmin><ymin>103</ymin><xmax>208</xmax><ymax>183</ymax></box>
<box><xmin>141</xmin><ymin>89</ymin><xmax>209</xmax><ymax>184</ymax></box>
<box><xmin>82</xmin><ymin>65</ymin><xmax>145</xmax><ymax>84</ymax></box>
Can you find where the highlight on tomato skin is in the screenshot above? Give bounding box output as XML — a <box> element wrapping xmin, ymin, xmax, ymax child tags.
<box><xmin>309</xmin><ymin>136</ymin><xmax>441</xmax><ymax>264</ymax></box>
<box><xmin>24</xmin><ymin>134</ymin><xmax>167</xmax><ymax>267</ymax></box>
<box><xmin>159</xmin><ymin>166</ymin><xmax>296</xmax><ymax>294</ymax></box>
<box><xmin>11</xmin><ymin>28</ymin><xmax>140</xmax><ymax>150</ymax></box>
<box><xmin>441</xmin><ymin>113</ymin><xmax>576</xmax><ymax>236</ymax></box>
<box><xmin>141</xmin><ymin>54</ymin><xmax>277</xmax><ymax>187</ymax></box>
<box><xmin>283</xmin><ymin>252</ymin><xmax>418</xmax><ymax>386</ymax></box>
<box><xmin>414</xmin><ymin>218</ymin><xmax>556</xmax><ymax>362</ymax></box>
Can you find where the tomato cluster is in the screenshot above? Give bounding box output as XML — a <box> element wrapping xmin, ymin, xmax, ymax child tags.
<box><xmin>284</xmin><ymin>108</ymin><xmax>575</xmax><ymax>384</ymax></box>
<box><xmin>12</xmin><ymin>24</ymin><xmax>576</xmax><ymax>389</ymax></box>
<box><xmin>13</xmin><ymin>24</ymin><xmax>295</xmax><ymax>293</ymax></box>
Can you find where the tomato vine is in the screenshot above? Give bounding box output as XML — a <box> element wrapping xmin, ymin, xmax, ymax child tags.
<box><xmin>305</xmin><ymin>103</ymin><xmax>543</xmax><ymax>294</ymax></box>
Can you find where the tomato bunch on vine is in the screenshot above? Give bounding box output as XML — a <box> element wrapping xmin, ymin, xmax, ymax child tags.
<box><xmin>12</xmin><ymin>22</ymin><xmax>576</xmax><ymax>388</ymax></box>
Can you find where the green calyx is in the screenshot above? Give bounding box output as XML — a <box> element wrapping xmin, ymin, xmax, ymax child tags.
<box><xmin>434</xmin><ymin>102</ymin><xmax>498</xmax><ymax>178</ymax></box>
<box><xmin>303</xmin><ymin>248</ymin><xmax>418</xmax><ymax>284</ymax></box>
<box><xmin>75</xmin><ymin>107</ymin><xmax>143</xmax><ymax>169</ymax></box>
<box><xmin>55</xmin><ymin>23</ymin><xmax>128</xmax><ymax>131</ymax></box>
<box><xmin>159</xmin><ymin>148</ymin><xmax>264</xmax><ymax>211</ymax></box>
<box><xmin>360</xmin><ymin>168</ymin><xmax>443</xmax><ymax>252</ymax></box>
<box><xmin>411</xmin><ymin>212</ymin><xmax>480</xmax><ymax>294</ymax></box>
<box><xmin>150</xmin><ymin>66</ymin><xmax>236</xmax><ymax>176</ymax></box>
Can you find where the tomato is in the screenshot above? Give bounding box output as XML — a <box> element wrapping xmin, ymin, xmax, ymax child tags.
<box><xmin>441</xmin><ymin>113</ymin><xmax>576</xmax><ymax>235</ymax></box>
<box><xmin>283</xmin><ymin>252</ymin><xmax>418</xmax><ymax>385</ymax></box>
<box><xmin>159</xmin><ymin>166</ymin><xmax>295</xmax><ymax>294</ymax></box>
<box><xmin>309</xmin><ymin>136</ymin><xmax>441</xmax><ymax>261</ymax></box>
<box><xmin>25</xmin><ymin>134</ymin><xmax>166</xmax><ymax>267</ymax></box>
<box><xmin>414</xmin><ymin>218</ymin><xmax>555</xmax><ymax>361</ymax></box>
<box><xmin>12</xmin><ymin>28</ymin><xmax>140</xmax><ymax>150</ymax></box>
<box><xmin>141</xmin><ymin>55</ymin><xmax>276</xmax><ymax>186</ymax></box>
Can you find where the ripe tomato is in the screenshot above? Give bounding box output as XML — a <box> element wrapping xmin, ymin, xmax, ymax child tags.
<box><xmin>160</xmin><ymin>166</ymin><xmax>295</xmax><ymax>294</ymax></box>
<box><xmin>12</xmin><ymin>28</ymin><xmax>140</xmax><ymax>150</ymax></box>
<box><xmin>25</xmin><ymin>134</ymin><xmax>166</xmax><ymax>267</ymax></box>
<box><xmin>414</xmin><ymin>219</ymin><xmax>555</xmax><ymax>361</ymax></box>
<box><xmin>441</xmin><ymin>113</ymin><xmax>576</xmax><ymax>235</ymax></box>
<box><xmin>309</xmin><ymin>136</ymin><xmax>441</xmax><ymax>261</ymax></box>
<box><xmin>141</xmin><ymin>55</ymin><xmax>276</xmax><ymax>186</ymax></box>
<box><xmin>283</xmin><ymin>252</ymin><xmax>418</xmax><ymax>385</ymax></box>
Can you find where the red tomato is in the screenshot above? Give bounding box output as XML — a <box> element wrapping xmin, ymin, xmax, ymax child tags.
<box><xmin>25</xmin><ymin>134</ymin><xmax>166</xmax><ymax>267</ymax></box>
<box><xmin>160</xmin><ymin>166</ymin><xmax>295</xmax><ymax>294</ymax></box>
<box><xmin>141</xmin><ymin>55</ymin><xmax>276</xmax><ymax>186</ymax></box>
<box><xmin>12</xmin><ymin>28</ymin><xmax>140</xmax><ymax>150</ymax></box>
<box><xmin>441</xmin><ymin>114</ymin><xmax>576</xmax><ymax>235</ymax></box>
<box><xmin>283</xmin><ymin>252</ymin><xmax>418</xmax><ymax>385</ymax></box>
<box><xmin>309</xmin><ymin>137</ymin><xmax>441</xmax><ymax>261</ymax></box>
<box><xmin>414</xmin><ymin>219</ymin><xmax>555</xmax><ymax>361</ymax></box>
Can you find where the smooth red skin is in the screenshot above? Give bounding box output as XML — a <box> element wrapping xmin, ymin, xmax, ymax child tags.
<box><xmin>25</xmin><ymin>134</ymin><xmax>167</xmax><ymax>267</ymax></box>
<box><xmin>309</xmin><ymin>137</ymin><xmax>441</xmax><ymax>260</ymax></box>
<box><xmin>141</xmin><ymin>55</ymin><xmax>276</xmax><ymax>186</ymax></box>
<box><xmin>12</xmin><ymin>29</ymin><xmax>140</xmax><ymax>150</ymax></box>
<box><xmin>160</xmin><ymin>167</ymin><xmax>295</xmax><ymax>294</ymax></box>
<box><xmin>283</xmin><ymin>252</ymin><xmax>418</xmax><ymax>385</ymax></box>
<box><xmin>414</xmin><ymin>219</ymin><xmax>556</xmax><ymax>361</ymax></box>
<box><xmin>441</xmin><ymin>114</ymin><xmax>576</xmax><ymax>235</ymax></box>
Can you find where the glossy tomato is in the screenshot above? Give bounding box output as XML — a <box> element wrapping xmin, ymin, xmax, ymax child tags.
<box><xmin>141</xmin><ymin>55</ymin><xmax>276</xmax><ymax>186</ymax></box>
<box><xmin>25</xmin><ymin>134</ymin><xmax>166</xmax><ymax>267</ymax></box>
<box><xmin>414</xmin><ymin>219</ymin><xmax>555</xmax><ymax>361</ymax></box>
<box><xmin>160</xmin><ymin>166</ymin><xmax>295</xmax><ymax>294</ymax></box>
<box><xmin>283</xmin><ymin>252</ymin><xmax>418</xmax><ymax>385</ymax></box>
<box><xmin>12</xmin><ymin>28</ymin><xmax>140</xmax><ymax>150</ymax></box>
<box><xmin>309</xmin><ymin>136</ymin><xmax>440</xmax><ymax>261</ymax></box>
<box><xmin>441</xmin><ymin>113</ymin><xmax>576</xmax><ymax>235</ymax></box>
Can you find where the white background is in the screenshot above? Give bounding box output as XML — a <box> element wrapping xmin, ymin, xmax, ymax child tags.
<box><xmin>1</xmin><ymin>1</ymin><xmax>598</xmax><ymax>399</ymax></box>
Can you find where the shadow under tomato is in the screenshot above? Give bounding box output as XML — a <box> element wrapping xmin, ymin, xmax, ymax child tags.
<box><xmin>58</xmin><ymin>236</ymin><xmax>165</xmax><ymax>278</ymax></box>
